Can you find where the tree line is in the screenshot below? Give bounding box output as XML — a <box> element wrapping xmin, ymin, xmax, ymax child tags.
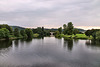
<box><xmin>0</xmin><ymin>24</ymin><xmax>52</xmax><ymax>39</ymax></box>
<box><xmin>55</xmin><ymin>22</ymin><xmax>79</xmax><ymax>38</ymax></box>
<box><xmin>85</xmin><ymin>29</ymin><xmax>100</xmax><ymax>40</ymax></box>
<box><xmin>1</xmin><ymin>24</ymin><xmax>100</xmax><ymax>40</ymax></box>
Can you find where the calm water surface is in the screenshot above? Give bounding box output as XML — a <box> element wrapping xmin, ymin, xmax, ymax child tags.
<box><xmin>0</xmin><ymin>37</ymin><xmax>100</xmax><ymax>67</ymax></box>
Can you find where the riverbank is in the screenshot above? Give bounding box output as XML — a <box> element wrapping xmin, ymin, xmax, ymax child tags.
<box><xmin>60</xmin><ymin>34</ymin><xmax>93</xmax><ymax>40</ymax></box>
<box><xmin>0</xmin><ymin>33</ymin><xmax>40</xmax><ymax>41</ymax></box>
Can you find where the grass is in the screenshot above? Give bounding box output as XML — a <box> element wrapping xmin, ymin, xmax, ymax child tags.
<box><xmin>33</xmin><ymin>33</ymin><xmax>39</xmax><ymax>38</ymax></box>
<box><xmin>61</xmin><ymin>34</ymin><xmax>93</xmax><ymax>39</ymax></box>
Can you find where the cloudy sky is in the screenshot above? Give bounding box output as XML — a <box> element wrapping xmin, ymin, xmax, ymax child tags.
<box><xmin>0</xmin><ymin>0</ymin><xmax>100</xmax><ymax>29</ymax></box>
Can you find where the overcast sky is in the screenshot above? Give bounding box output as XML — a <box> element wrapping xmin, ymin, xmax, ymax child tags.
<box><xmin>0</xmin><ymin>0</ymin><xmax>100</xmax><ymax>29</ymax></box>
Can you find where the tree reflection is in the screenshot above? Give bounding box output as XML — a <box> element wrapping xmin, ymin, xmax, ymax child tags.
<box><xmin>63</xmin><ymin>39</ymin><xmax>73</xmax><ymax>51</ymax></box>
<box><xmin>86</xmin><ymin>40</ymin><xmax>100</xmax><ymax>47</ymax></box>
<box><xmin>74</xmin><ymin>39</ymin><xmax>79</xmax><ymax>44</ymax></box>
<box><xmin>0</xmin><ymin>40</ymin><xmax>12</xmax><ymax>50</ymax></box>
<box><xmin>14</xmin><ymin>40</ymin><xmax>19</xmax><ymax>47</ymax></box>
<box><xmin>26</xmin><ymin>38</ymin><xmax>32</xmax><ymax>42</ymax></box>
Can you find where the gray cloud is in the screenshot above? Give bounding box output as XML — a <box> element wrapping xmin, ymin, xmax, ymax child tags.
<box><xmin>0</xmin><ymin>0</ymin><xmax>100</xmax><ymax>28</ymax></box>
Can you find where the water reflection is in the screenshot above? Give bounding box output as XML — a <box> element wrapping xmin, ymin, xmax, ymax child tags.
<box><xmin>0</xmin><ymin>40</ymin><xmax>12</xmax><ymax>50</ymax></box>
<box><xmin>86</xmin><ymin>40</ymin><xmax>100</xmax><ymax>47</ymax></box>
<box><xmin>63</xmin><ymin>39</ymin><xmax>73</xmax><ymax>51</ymax></box>
<box><xmin>0</xmin><ymin>38</ymin><xmax>100</xmax><ymax>67</ymax></box>
<box><xmin>14</xmin><ymin>40</ymin><xmax>19</xmax><ymax>45</ymax></box>
<box><xmin>25</xmin><ymin>38</ymin><xmax>32</xmax><ymax>43</ymax></box>
<box><xmin>74</xmin><ymin>39</ymin><xmax>79</xmax><ymax>44</ymax></box>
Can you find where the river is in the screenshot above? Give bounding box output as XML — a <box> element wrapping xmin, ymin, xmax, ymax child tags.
<box><xmin>0</xmin><ymin>37</ymin><xmax>100</xmax><ymax>67</ymax></box>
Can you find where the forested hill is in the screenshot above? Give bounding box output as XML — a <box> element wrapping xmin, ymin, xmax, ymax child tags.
<box><xmin>74</xmin><ymin>28</ymin><xmax>86</xmax><ymax>32</ymax></box>
<box><xmin>11</xmin><ymin>26</ymin><xmax>25</xmax><ymax>30</ymax></box>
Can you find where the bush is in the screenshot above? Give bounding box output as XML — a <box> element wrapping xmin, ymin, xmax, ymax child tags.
<box><xmin>96</xmin><ymin>31</ymin><xmax>100</xmax><ymax>40</ymax></box>
<box><xmin>0</xmin><ymin>28</ymin><xmax>10</xmax><ymax>39</ymax></box>
<box><xmin>25</xmin><ymin>28</ymin><xmax>33</xmax><ymax>39</ymax></box>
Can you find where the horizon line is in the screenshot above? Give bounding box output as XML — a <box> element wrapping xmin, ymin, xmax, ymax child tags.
<box><xmin>26</xmin><ymin>26</ymin><xmax>100</xmax><ymax>30</ymax></box>
<box><xmin>1</xmin><ymin>23</ymin><xmax>100</xmax><ymax>30</ymax></box>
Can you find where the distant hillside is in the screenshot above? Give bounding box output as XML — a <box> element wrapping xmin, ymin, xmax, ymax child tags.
<box><xmin>10</xmin><ymin>26</ymin><xmax>86</xmax><ymax>32</ymax></box>
<box><xmin>45</xmin><ymin>28</ymin><xmax>86</xmax><ymax>32</ymax></box>
<box><xmin>75</xmin><ymin>28</ymin><xmax>86</xmax><ymax>33</ymax></box>
<box><xmin>11</xmin><ymin>26</ymin><xmax>25</xmax><ymax>30</ymax></box>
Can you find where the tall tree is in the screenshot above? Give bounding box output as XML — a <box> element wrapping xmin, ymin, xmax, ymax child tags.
<box><xmin>55</xmin><ymin>31</ymin><xmax>61</xmax><ymax>38</ymax></box>
<box><xmin>92</xmin><ymin>32</ymin><xmax>96</xmax><ymax>39</ymax></box>
<box><xmin>96</xmin><ymin>31</ymin><xmax>100</xmax><ymax>40</ymax></box>
<box><xmin>20</xmin><ymin>30</ymin><xmax>25</xmax><ymax>36</ymax></box>
<box><xmin>58</xmin><ymin>27</ymin><xmax>62</xmax><ymax>34</ymax></box>
<box><xmin>0</xmin><ymin>24</ymin><xmax>13</xmax><ymax>33</ymax></box>
<box><xmin>63</xmin><ymin>24</ymin><xmax>67</xmax><ymax>35</ymax></box>
<box><xmin>67</xmin><ymin>22</ymin><xmax>74</xmax><ymax>35</ymax></box>
<box><xmin>0</xmin><ymin>28</ymin><xmax>10</xmax><ymax>39</ymax></box>
<box><xmin>85</xmin><ymin>30</ymin><xmax>91</xmax><ymax>37</ymax></box>
<box><xmin>73</xmin><ymin>29</ymin><xmax>79</xmax><ymax>35</ymax></box>
<box><xmin>20</xmin><ymin>30</ymin><xmax>27</xmax><ymax>38</ymax></box>
<box><xmin>25</xmin><ymin>28</ymin><xmax>33</xmax><ymax>38</ymax></box>
<box><xmin>14</xmin><ymin>28</ymin><xmax>20</xmax><ymax>37</ymax></box>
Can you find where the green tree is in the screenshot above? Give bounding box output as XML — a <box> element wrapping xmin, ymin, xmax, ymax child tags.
<box><xmin>44</xmin><ymin>30</ymin><xmax>50</xmax><ymax>36</ymax></box>
<box><xmin>20</xmin><ymin>30</ymin><xmax>27</xmax><ymax>38</ymax></box>
<box><xmin>2</xmin><ymin>28</ymin><xmax>10</xmax><ymax>39</ymax></box>
<box><xmin>67</xmin><ymin>22</ymin><xmax>74</xmax><ymax>35</ymax></box>
<box><xmin>85</xmin><ymin>30</ymin><xmax>91</xmax><ymax>37</ymax></box>
<box><xmin>0</xmin><ymin>28</ymin><xmax>10</xmax><ymax>39</ymax></box>
<box><xmin>55</xmin><ymin>31</ymin><xmax>61</xmax><ymax>38</ymax></box>
<box><xmin>14</xmin><ymin>28</ymin><xmax>20</xmax><ymax>37</ymax></box>
<box><xmin>41</xmin><ymin>27</ymin><xmax>44</xmax><ymax>36</ymax></box>
<box><xmin>58</xmin><ymin>27</ymin><xmax>62</xmax><ymax>34</ymax></box>
<box><xmin>36</xmin><ymin>27</ymin><xmax>44</xmax><ymax>36</ymax></box>
<box><xmin>63</xmin><ymin>24</ymin><xmax>67</xmax><ymax>35</ymax></box>
<box><xmin>20</xmin><ymin>30</ymin><xmax>25</xmax><ymax>36</ymax></box>
<box><xmin>42</xmin><ymin>27</ymin><xmax>44</xmax><ymax>32</ymax></box>
<box><xmin>25</xmin><ymin>28</ymin><xmax>33</xmax><ymax>38</ymax></box>
<box><xmin>92</xmin><ymin>32</ymin><xmax>96</xmax><ymax>39</ymax></box>
<box><xmin>96</xmin><ymin>31</ymin><xmax>100</xmax><ymax>40</ymax></box>
<box><xmin>0</xmin><ymin>24</ymin><xmax>13</xmax><ymax>33</ymax></box>
<box><xmin>73</xmin><ymin>29</ymin><xmax>79</xmax><ymax>35</ymax></box>
<box><xmin>0</xmin><ymin>29</ymin><xmax>5</xmax><ymax>38</ymax></box>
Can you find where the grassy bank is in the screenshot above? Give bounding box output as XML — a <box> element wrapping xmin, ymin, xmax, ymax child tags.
<box><xmin>33</xmin><ymin>33</ymin><xmax>39</xmax><ymax>38</ymax></box>
<box><xmin>60</xmin><ymin>34</ymin><xmax>93</xmax><ymax>40</ymax></box>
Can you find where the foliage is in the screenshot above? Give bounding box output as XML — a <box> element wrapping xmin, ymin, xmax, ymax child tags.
<box><xmin>63</xmin><ymin>24</ymin><xmax>67</xmax><ymax>35</ymax></box>
<box><xmin>32</xmin><ymin>27</ymin><xmax>51</xmax><ymax>37</ymax></box>
<box><xmin>0</xmin><ymin>24</ymin><xmax>13</xmax><ymax>33</ymax></box>
<box><xmin>67</xmin><ymin>22</ymin><xmax>74</xmax><ymax>35</ymax></box>
<box><xmin>20</xmin><ymin>30</ymin><xmax>27</xmax><ymax>38</ymax></box>
<box><xmin>85</xmin><ymin>29</ymin><xmax>100</xmax><ymax>37</ymax></box>
<box><xmin>44</xmin><ymin>30</ymin><xmax>51</xmax><ymax>36</ymax></box>
<box><xmin>73</xmin><ymin>29</ymin><xmax>79</xmax><ymax>35</ymax></box>
<box><xmin>55</xmin><ymin>31</ymin><xmax>61</xmax><ymax>38</ymax></box>
<box><xmin>85</xmin><ymin>30</ymin><xmax>92</xmax><ymax>37</ymax></box>
<box><xmin>63</xmin><ymin>22</ymin><xmax>74</xmax><ymax>35</ymax></box>
<box><xmin>25</xmin><ymin>28</ymin><xmax>33</xmax><ymax>38</ymax></box>
<box><xmin>58</xmin><ymin>27</ymin><xmax>62</xmax><ymax>34</ymax></box>
<box><xmin>32</xmin><ymin>27</ymin><xmax>44</xmax><ymax>36</ymax></box>
<box><xmin>14</xmin><ymin>28</ymin><xmax>20</xmax><ymax>37</ymax></box>
<box><xmin>96</xmin><ymin>31</ymin><xmax>100</xmax><ymax>40</ymax></box>
<box><xmin>0</xmin><ymin>28</ymin><xmax>10</xmax><ymax>39</ymax></box>
<box><xmin>92</xmin><ymin>32</ymin><xmax>96</xmax><ymax>39</ymax></box>
<box><xmin>20</xmin><ymin>30</ymin><xmax>25</xmax><ymax>36</ymax></box>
